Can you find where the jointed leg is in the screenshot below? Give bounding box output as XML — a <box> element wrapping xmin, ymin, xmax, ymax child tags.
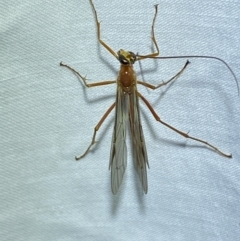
<box><xmin>89</xmin><ymin>0</ymin><xmax>118</xmax><ymax>59</ymax></box>
<box><xmin>75</xmin><ymin>102</ymin><xmax>116</xmax><ymax>160</ymax></box>
<box><xmin>138</xmin><ymin>92</ymin><xmax>232</xmax><ymax>158</ymax></box>
<box><xmin>137</xmin><ymin>4</ymin><xmax>160</xmax><ymax>60</ymax></box>
<box><xmin>60</xmin><ymin>62</ymin><xmax>115</xmax><ymax>87</ymax></box>
<box><xmin>138</xmin><ymin>60</ymin><xmax>190</xmax><ymax>90</ymax></box>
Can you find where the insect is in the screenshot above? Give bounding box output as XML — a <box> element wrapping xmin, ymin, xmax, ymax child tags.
<box><xmin>60</xmin><ymin>0</ymin><xmax>238</xmax><ymax>194</ymax></box>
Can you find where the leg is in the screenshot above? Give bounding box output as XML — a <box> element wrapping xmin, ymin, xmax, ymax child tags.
<box><xmin>138</xmin><ymin>92</ymin><xmax>232</xmax><ymax>158</ymax></box>
<box><xmin>75</xmin><ymin>102</ymin><xmax>116</xmax><ymax>160</ymax></box>
<box><xmin>60</xmin><ymin>62</ymin><xmax>115</xmax><ymax>87</ymax></box>
<box><xmin>138</xmin><ymin>60</ymin><xmax>190</xmax><ymax>90</ymax></box>
<box><xmin>89</xmin><ymin>0</ymin><xmax>118</xmax><ymax>59</ymax></box>
<box><xmin>137</xmin><ymin>4</ymin><xmax>160</xmax><ymax>60</ymax></box>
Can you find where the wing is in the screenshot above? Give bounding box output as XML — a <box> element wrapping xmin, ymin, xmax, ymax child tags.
<box><xmin>109</xmin><ymin>86</ymin><xmax>128</xmax><ymax>194</ymax></box>
<box><xmin>129</xmin><ymin>87</ymin><xmax>149</xmax><ymax>194</ymax></box>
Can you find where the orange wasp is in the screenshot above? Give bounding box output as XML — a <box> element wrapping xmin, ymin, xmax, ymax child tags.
<box><xmin>60</xmin><ymin>0</ymin><xmax>237</xmax><ymax>194</ymax></box>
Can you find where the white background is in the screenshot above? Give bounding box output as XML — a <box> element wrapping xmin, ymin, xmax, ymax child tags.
<box><xmin>1</xmin><ymin>0</ymin><xmax>240</xmax><ymax>240</ymax></box>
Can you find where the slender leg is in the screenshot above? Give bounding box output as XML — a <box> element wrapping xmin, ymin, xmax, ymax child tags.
<box><xmin>60</xmin><ymin>62</ymin><xmax>115</xmax><ymax>87</ymax></box>
<box><xmin>75</xmin><ymin>102</ymin><xmax>116</xmax><ymax>160</ymax></box>
<box><xmin>137</xmin><ymin>4</ymin><xmax>160</xmax><ymax>60</ymax></box>
<box><xmin>138</xmin><ymin>60</ymin><xmax>190</xmax><ymax>90</ymax></box>
<box><xmin>138</xmin><ymin>92</ymin><xmax>232</xmax><ymax>158</ymax></box>
<box><xmin>89</xmin><ymin>0</ymin><xmax>118</xmax><ymax>59</ymax></box>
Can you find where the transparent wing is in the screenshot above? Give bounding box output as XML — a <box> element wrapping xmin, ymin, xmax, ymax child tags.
<box><xmin>109</xmin><ymin>86</ymin><xmax>128</xmax><ymax>194</ymax></box>
<box><xmin>129</xmin><ymin>88</ymin><xmax>149</xmax><ymax>194</ymax></box>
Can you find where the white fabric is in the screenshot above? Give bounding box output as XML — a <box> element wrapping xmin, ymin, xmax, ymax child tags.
<box><xmin>1</xmin><ymin>0</ymin><xmax>240</xmax><ymax>240</ymax></box>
